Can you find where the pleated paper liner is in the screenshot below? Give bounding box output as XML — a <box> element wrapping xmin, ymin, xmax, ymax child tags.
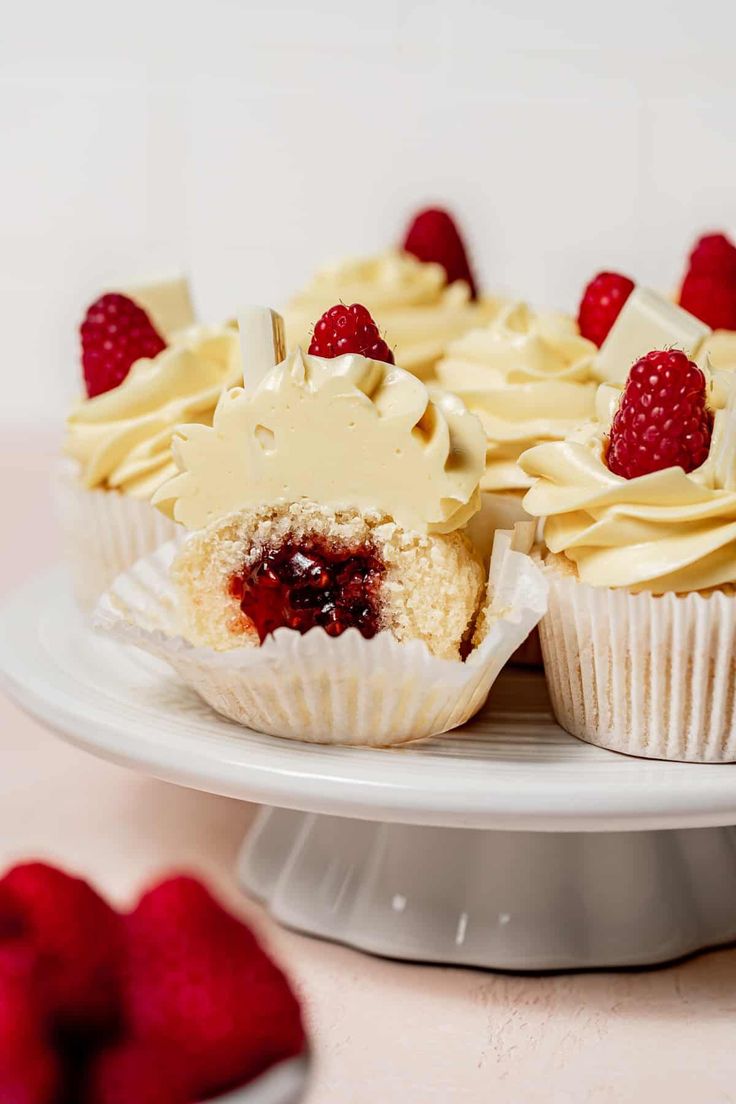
<box><xmin>54</xmin><ymin>459</ymin><xmax>179</xmax><ymax>612</ymax></box>
<box><xmin>538</xmin><ymin>557</ymin><xmax>736</xmax><ymax>762</ymax></box>
<box><xmin>94</xmin><ymin>531</ymin><xmax>548</xmax><ymax>747</ymax></box>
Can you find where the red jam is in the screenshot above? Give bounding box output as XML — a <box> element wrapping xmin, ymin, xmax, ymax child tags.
<box><xmin>230</xmin><ymin>538</ymin><xmax>385</xmax><ymax>644</ymax></box>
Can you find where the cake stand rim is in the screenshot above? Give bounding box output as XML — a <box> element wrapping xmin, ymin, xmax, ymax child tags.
<box><xmin>2</xmin><ymin>566</ymin><xmax>736</xmax><ymax>834</ymax></box>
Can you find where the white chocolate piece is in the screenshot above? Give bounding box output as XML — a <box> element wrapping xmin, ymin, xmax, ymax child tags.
<box><xmin>153</xmin><ymin>347</ymin><xmax>485</xmax><ymax>535</ymax></box>
<box><xmin>596</xmin><ymin>287</ymin><xmax>711</xmax><ymax>384</ymax></box>
<box><xmin>711</xmin><ymin>376</ymin><xmax>736</xmax><ymax>492</ymax></box>
<box><xmin>238</xmin><ymin>307</ymin><xmax>286</xmax><ymax>390</ymax></box>
<box><xmin>123</xmin><ymin>276</ymin><xmax>196</xmax><ymax>340</ymax></box>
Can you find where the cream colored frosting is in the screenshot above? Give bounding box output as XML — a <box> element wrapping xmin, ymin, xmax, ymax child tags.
<box><xmin>519</xmin><ymin>375</ymin><xmax>736</xmax><ymax>593</ymax></box>
<box><xmin>153</xmin><ymin>347</ymin><xmax>486</xmax><ymax>535</ymax></box>
<box><xmin>283</xmin><ymin>251</ymin><xmax>499</xmax><ymax>381</ymax></box>
<box><xmin>435</xmin><ymin>303</ymin><xmax>599</xmax><ymax>493</ymax></box>
<box><xmin>703</xmin><ymin>329</ymin><xmax>736</xmax><ymax>373</ymax></box>
<box><xmin>65</xmin><ymin>326</ymin><xmax>242</xmax><ymax>499</ymax></box>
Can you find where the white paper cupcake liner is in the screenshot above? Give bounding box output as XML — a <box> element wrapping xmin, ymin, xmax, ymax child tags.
<box><xmin>54</xmin><ymin>460</ymin><xmax>179</xmax><ymax>612</ymax></box>
<box><xmin>538</xmin><ymin>561</ymin><xmax>736</xmax><ymax>762</ymax></box>
<box><xmin>466</xmin><ymin>490</ymin><xmax>531</xmax><ymax>566</ymax></box>
<box><xmin>94</xmin><ymin>534</ymin><xmax>547</xmax><ymax>747</ymax></box>
<box><xmin>464</xmin><ymin>493</ymin><xmax>543</xmax><ymax>669</ymax></box>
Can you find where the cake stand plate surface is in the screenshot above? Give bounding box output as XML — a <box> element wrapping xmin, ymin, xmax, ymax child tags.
<box><xmin>3</xmin><ymin>568</ymin><xmax>736</xmax><ymax>970</ymax></box>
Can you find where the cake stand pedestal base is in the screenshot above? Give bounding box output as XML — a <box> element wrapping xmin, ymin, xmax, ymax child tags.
<box><xmin>238</xmin><ymin>808</ymin><xmax>736</xmax><ymax>970</ymax></box>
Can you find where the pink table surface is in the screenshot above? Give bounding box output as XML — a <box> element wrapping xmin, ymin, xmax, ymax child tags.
<box><xmin>2</xmin><ymin>437</ymin><xmax>735</xmax><ymax>1104</ymax></box>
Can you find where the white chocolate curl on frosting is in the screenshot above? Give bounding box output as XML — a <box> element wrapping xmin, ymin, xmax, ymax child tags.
<box><xmin>519</xmin><ymin>374</ymin><xmax>736</xmax><ymax>593</ymax></box>
<box><xmin>283</xmin><ymin>251</ymin><xmax>499</xmax><ymax>380</ymax></box>
<box><xmin>65</xmin><ymin>326</ymin><xmax>242</xmax><ymax>499</ymax></box>
<box><xmin>436</xmin><ymin>303</ymin><xmax>599</xmax><ymax>493</ymax></box>
<box><xmin>153</xmin><ymin>347</ymin><xmax>486</xmax><ymax>535</ymax></box>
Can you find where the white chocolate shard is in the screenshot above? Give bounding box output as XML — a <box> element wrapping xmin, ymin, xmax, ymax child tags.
<box><xmin>710</xmin><ymin>375</ymin><xmax>736</xmax><ymax>492</ymax></box>
<box><xmin>238</xmin><ymin>307</ymin><xmax>286</xmax><ymax>390</ymax></box>
<box><xmin>596</xmin><ymin>287</ymin><xmax>711</xmax><ymax>384</ymax></box>
<box><xmin>122</xmin><ymin>275</ymin><xmax>196</xmax><ymax>340</ymax></box>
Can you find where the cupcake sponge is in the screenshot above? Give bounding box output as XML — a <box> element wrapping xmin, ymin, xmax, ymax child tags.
<box><xmin>172</xmin><ymin>501</ymin><xmax>485</xmax><ymax>660</ymax></box>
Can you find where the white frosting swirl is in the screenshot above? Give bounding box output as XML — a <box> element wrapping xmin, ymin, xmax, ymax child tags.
<box><xmin>283</xmin><ymin>251</ymin><xmax>499</xmax><ymax>381</ymax></box>
<box><xmin>436</xmin><ymin>303</ymin><xmax>599</xmax><ymax>492</ymax></box>
<box><xmin>65</xmin><ymin>325</ymin><xmax>241</xmax><ymax>498</ymax></box>
<box><xmin>519</xmin><ymin>376</ymin><xmax>736</xmax><ymax>593</ymax></box>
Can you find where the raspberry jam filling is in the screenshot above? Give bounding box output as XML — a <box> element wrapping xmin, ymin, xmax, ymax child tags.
<box><xmin>230</xmin><ymin>538</ymin><xmax>385</xmax><ymax>644</ymax></box>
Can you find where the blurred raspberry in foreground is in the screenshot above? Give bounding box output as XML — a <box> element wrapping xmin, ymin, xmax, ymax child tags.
<box><xmin>0</xmin><ymin>862</ymin><xmax>306</xmax><ymax>1103</ymax></box>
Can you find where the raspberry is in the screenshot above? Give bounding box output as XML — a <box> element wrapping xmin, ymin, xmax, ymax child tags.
<box><xmin>0</xmin><ymin>862</ymin><xmax>123</xmax><ymax>1035</ymax></box>
<box><xmin>402</xmin><ymin>207</ymin><xmax>478</xmax><ymax>297</ymax></box>
<box><xmin>309</xmin><ymin>303</ymin><xmax>394</xmax><ymax>364</ymax></box>
<box><xmin>577</xmin><ymin>271</ymin><xmax>635</xmax><ymax>347</ymax></box>
<box><xmin>685</xmin><ymin>232</ymin><xmax>736</xmax><ymax>280</ymax></box>
<box><xmin>84</xmin><ymin>1040</ymin><xmax>189</xmax><ymax>1104</ymax></box>
<box><xmin>0</xmin><ymin>959</ymin><xmax>60</xmax><ymax>1104</ymax></box>
<box><xmin>679</xmin><ymin>272</ymin><xmax>736</xmax><ymax>331</ymax></box>
<box><xmin>607</xmin><ymin>350</ymin><xmax>713</xmax><ymax>479</ymax></box>
<box><xmin>81</xmin><ymin>293</ymin><xmax>166</xmax><ymax>398</ymax></box>
<box><xmin>123</xmin><ymin>876</ymin><xmax>305</xmax><ymax>1098</ymax></box>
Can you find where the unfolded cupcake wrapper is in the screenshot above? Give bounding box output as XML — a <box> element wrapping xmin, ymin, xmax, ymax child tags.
<box><xmin>464</xmin><ymin>493</ymin><xmax>543</xmax><ymax>669</ymax></box>
<box><xmin>466</xmin><ymin>490</ymin><xmax>531</xmax><ymax>566</ymax></box>
<box><xmin>54</xmin><ymin>460</ymin><xmax>179</xmax><ymax>612</ymax></box>
<box><xmin>539</xmin><ymin>564</ymin><xmax>736</xmax><ymax>762</ymax></box>
<box><xmin>94</xmin><ymin>535</ymin><xmax>547</xmax><ymax>747</ymax></box>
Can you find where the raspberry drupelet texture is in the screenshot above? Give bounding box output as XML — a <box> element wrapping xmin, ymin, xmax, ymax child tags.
<box><xmin>81</xmin><ymin>293</ymin><xmax>166</xmax><ymax>398</ymax></box>
<box><xmin>577</xmin><ymin>271</ymin><xmax>635</xmax><ymax>347</ymax></box>
<box><xmin>402</xmin><ymin>207</ymin><xmax>478</xmax><ymax>298</ymax></box>
<box><xmin>308</xmin><ymin>303</ymin><xmax>394</xmax><ymax>364</ymax></box>
<box><xmin>606</xmin><ymin>350</ymin><xmax>713</xmax><ymax>480</ymax></box>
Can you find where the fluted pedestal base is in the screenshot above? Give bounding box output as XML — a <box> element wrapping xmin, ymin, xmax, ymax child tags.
<box><xmin>239</xmin><ymin>809</ymin><xmax>736</xmax><ymax>970</ymax></box>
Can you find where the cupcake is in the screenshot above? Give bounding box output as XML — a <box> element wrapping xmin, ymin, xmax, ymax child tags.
<box><xmin>435</xmin><ymin>302</ymin><xmax>598</xmax><ymax>563</ymax></box>
<box><xmin>283</xmin><ymin>208</ymin><xmax>501</xmax><ymax>381</ymax></box>
<box><xmin>97</xmin><ymin>304</ymin><xmax>547</xmax><ymax>747</ymax></box>
<box><xmin>520</xmin><ymin>339</ymin><xmax>736</xmax><ymax>763</ymax></box>
<box><xmin>60</xmin><ymin>278</ymin><xmax>241</xmax><ymax>610</ymax></box>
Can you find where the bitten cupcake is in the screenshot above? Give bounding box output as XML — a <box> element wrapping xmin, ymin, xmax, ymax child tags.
<box><xmin>520</xmin><ymin>347</ymin><xmax>736</xmax><ymax>763</ymax></box>
<box><xmin>435</xmin><ymin>302</ymin><xmax>599</xmax><ymax>560</ymax></box>
<box><xmin>283</xmin><ymin>208</ymin><xmax>500</xmax><ymax>381</ymax></box>
<box><xmin>97</xmin><ymin>305</ymin><xmax>546</xmax><ymax>747</ymax></box>
<box><xmin>59</xmin><ymin>279</ymin><xmax>241</xmax><ymax>610</ymax></box>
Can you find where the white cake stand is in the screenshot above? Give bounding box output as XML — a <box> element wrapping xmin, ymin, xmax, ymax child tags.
<box><xmin>3</xmin><ymin>569</ymin><xmax>736</xmax><ymax>971</ymax></box>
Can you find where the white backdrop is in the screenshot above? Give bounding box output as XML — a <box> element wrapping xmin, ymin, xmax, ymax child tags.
<box><xmin>3</xmin><ymin>0</ymin><xmax>736</xmax><ymax>423</ymax></box>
